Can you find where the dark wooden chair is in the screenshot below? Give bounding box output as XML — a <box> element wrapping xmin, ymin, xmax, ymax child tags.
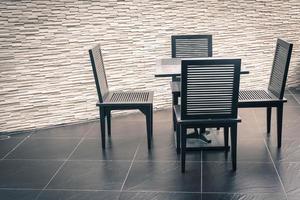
<box><xmin>174</xmin><ymin>58</ymin><xmax>241</xmax><ymax>172</ymax></box>
<box><xmin>171</xmin><ymin>35</ymin><xmax>213</xmax><ymax>131</ymax></box>
<box><xmin>238</xmin><ymin>39</ymin><xmax>293</xmax><ymax>148</ymax></box>
<box><xmin>89</xmin><ymin>44</ymin><xmax>154</xmax><ymax>149</ymax></box>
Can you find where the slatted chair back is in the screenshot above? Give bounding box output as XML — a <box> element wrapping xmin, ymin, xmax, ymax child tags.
<box><xmin>89</xmin><ymin>44</ymin><xmax>109</xmax><ymax>103</ymax></box>
<box><xmin>171</xmin><ymin>35</ymin><xmax>212</xmax><ymax>58</ymax></box>
<box><xmin>268</xmin><ymin>39</ymin><xmax>293</xmax><ymax>99</ymax></box>
<box><xmin>181</xmin><ymin>59</ymin><xmax>241</xmax><ymax>120</ymax></box>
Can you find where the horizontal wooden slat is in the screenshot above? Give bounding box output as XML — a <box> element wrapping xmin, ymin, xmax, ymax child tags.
<box><xmin>182</xmin><ymin>62</ymin><xmax>239</xmax><ymax>119</ymax></box>
<box><xmin>89</xmin><ymin>44</ymin><xmax>110</xmax><ymax>103</ymax></box>
<box><xmin>175</xmin><ymin>38</ymin><xmax>209</xmax><ymax>58</ymax></box>
<box><xmin>268</xmin><ymin>39</ymin><xmax>293</xmax><ymax>99</ymax></box>
<box><xmin>172</xmin><ymin>35</ymin><xmax>212</xmax><ymax>59</ymax></box>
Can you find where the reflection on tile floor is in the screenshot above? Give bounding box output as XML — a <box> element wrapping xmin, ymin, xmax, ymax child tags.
<box><xmin>0</xmin><ymin>89</ymin><xmax>299</xmax><ymax>199</ymax></box>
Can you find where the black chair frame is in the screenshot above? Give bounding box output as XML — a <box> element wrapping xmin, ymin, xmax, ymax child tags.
<box><xmin>89</xmin><ymin>44</ymin><xmax>154</xmax><ymax>149</ymax></box>
<box><xmin>238</xmin><ymin>38</ymin><xmax>293</xmax><ymax>148</ymax></box>
<box><xmin>171</xmin><ymin>35</ymin><xmax>213</xmax><ymax>134</ymax></box>
<box><xmin>174</xmin><ymin>59</ymin><xmax>241</xmax><ymax>172</ymax></box>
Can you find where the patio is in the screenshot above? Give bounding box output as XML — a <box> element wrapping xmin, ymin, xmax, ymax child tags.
<box><xmin>1</xmin><ymin>1</ymin><xmax>300</xmax><ymax>200</ymax></box>
<box><xmin>0</xmin><ymin>88</ymin><xmax>299</xmax><ymax>200</ymax></box>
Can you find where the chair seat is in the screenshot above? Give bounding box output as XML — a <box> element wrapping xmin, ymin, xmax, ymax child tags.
<box><xmin>238</xmin><ymin>89</ymin><xmax>286</xmax><ymax>107</ymax></box>
<box><xmin>99</xmin><ymin>91</ymin><xmax>153</xmax><ymax>106</ymax></box>
<box><xmin>170</xmin><ymin>81</ymin><xmax>180</xmax><ymax>96</ymax></box>
<box><xmin>173</xmin><ymin>105</ymin><xmax>241</xmax><ymax>126</ymax></box>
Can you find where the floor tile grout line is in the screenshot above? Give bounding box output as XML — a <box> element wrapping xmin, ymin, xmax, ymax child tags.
<box><xmin>263</xmin><ymin>139</ymin><xmax>288</xmax><ymax>200</ymax></box>
<box><xmin>200</xmin><ymin>160</ymin><xmax>272</xmax><ymax>163</ymax></box>
<box><xmin>22</xmin><ymin>137</ymin><xmax>85</xmax><ymax>140</ymax></box>
<box><xmin>120</xmin><ymin>143</ymin><xmax>140</xmax><ymax>191</ymax></box>
<box><xmin>200</xmin><ymin>150</ymin><xmax>203</xmax><ymax>193</ymax></box>
<box><xmin>1</xmin><ymin>134</ymin><xmax>31</xmax><ymax>160</ymax></box>
<box><xmin>251</xmin><ymin>109</ymin><xmax>288</xmax><ymax>199</ymax></box>
<box><xmin>33</xmin><ymin>124</ymin><xmax>94</xmax><ymax>200</ymax></box>
<box><xmin>288</xmin><ymin>89</ymin><xmax>300</xmax><ymax>105</ymax></box>
<box><xmin>0</xmin><ymin>158</ymin><xmax>132</xmax><ymax>162</ymax></box>
<box><xmin>41</xmin><ymin>137</ymin><xmax>83</xmax><ymax>187</ymax></box>
<box><xmin>0</xmin><ymin>187</ymin><xmax>288</xmax><ymax>195</ymax></box>
<box><xmin>0</xmin><ymin>158</ymin><xmax>278</xmax><ymax>164</ymax></box>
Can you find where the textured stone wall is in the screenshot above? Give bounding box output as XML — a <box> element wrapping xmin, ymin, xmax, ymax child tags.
<box><xmin>1</xmin><ymin>0</ymin><xmax>300</xmax><ymax>132</ymax></box>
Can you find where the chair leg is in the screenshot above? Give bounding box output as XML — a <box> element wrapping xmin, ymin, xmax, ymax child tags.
<box><xmin>224</xmin><ymin>127</ymin><xmax>229</xmax><ymax>150</ymax></box>
<box><xmin>267</xmin><ymin>107</ymin><xmax>272</xmax><ymax>134</ymax></box>
<box><xmin>172</xmin><ymin>95</ymin><xmax>178</xmax><ymax>131</ymax></box>
<box><xmin>230</xmin><ymin>124</ymin><xmax>237</xmax><ymax>171</ymax></box>
<box><xmin>150</xmin><ymin>105</ymin><xmax>153</xmax><ymax>139</ymax></box>
<box><xmin>145</xmin><ymin>107</ymin><xmax>152</xmax><ymax>149</ymax></box>
<box><xmin>100</xmin><ymin>108</ymin><xmax>106</xmax><ymax>149</ymax></box>
<box><xmin>174</xmin><ymin>94</ymin><xmax>179</xmax><ymax>105</ymax></box>
<box><xmin>107</xmin><ymin>110</ymin><xmax>111</xmax><ymax>137</ymax></box>
<box><xmin>200</xmin><ymin>128</ymin><xmax>205</xmax><ymax>133</ymax></box>
<box><xmin>172</xmin><ymin>105</ymin><xmax>176</xmax><ymax>131</ymax></box>
<box><xmin>277</xmin><ymin>105</ymin><xmax>283</xmax><ymax>148</ymax></box>
<box><xmin>176</xmin><ymin>122</ymin><xmax>180</xmax><ymax>154</ymax></box>
<box><xmin>181</xmin><ymin>126</ymin><xmax>187</xmax><ymax>173</ymax></box>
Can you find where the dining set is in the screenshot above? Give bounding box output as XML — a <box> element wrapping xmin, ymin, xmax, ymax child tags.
<box><xmin>89</xmin><ymin>35</ymin><xmax>293</xmax><ymax>172</ymax></box>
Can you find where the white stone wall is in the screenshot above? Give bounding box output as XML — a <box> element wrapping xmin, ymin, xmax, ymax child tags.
<box><xmin>1</xmin><ymin>0</ymin><xmax>300</xmax><ymax>132</ymax></box>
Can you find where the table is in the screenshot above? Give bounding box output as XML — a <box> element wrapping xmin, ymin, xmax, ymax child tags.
<box><xmin>155</xmin><ymin>57</ymin><xmax>249</xmax><ymax>150</ymax></box>
<box><xmin>155</xmin><ymin>58</ymin><xmax>249</xmax><ymax>78</ymax></box>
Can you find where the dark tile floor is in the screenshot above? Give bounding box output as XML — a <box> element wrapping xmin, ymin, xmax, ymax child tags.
<box><xmin>0</xmin><ymin>88</ymin><xmax>300</xmax><ymax>200</ymax></box>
